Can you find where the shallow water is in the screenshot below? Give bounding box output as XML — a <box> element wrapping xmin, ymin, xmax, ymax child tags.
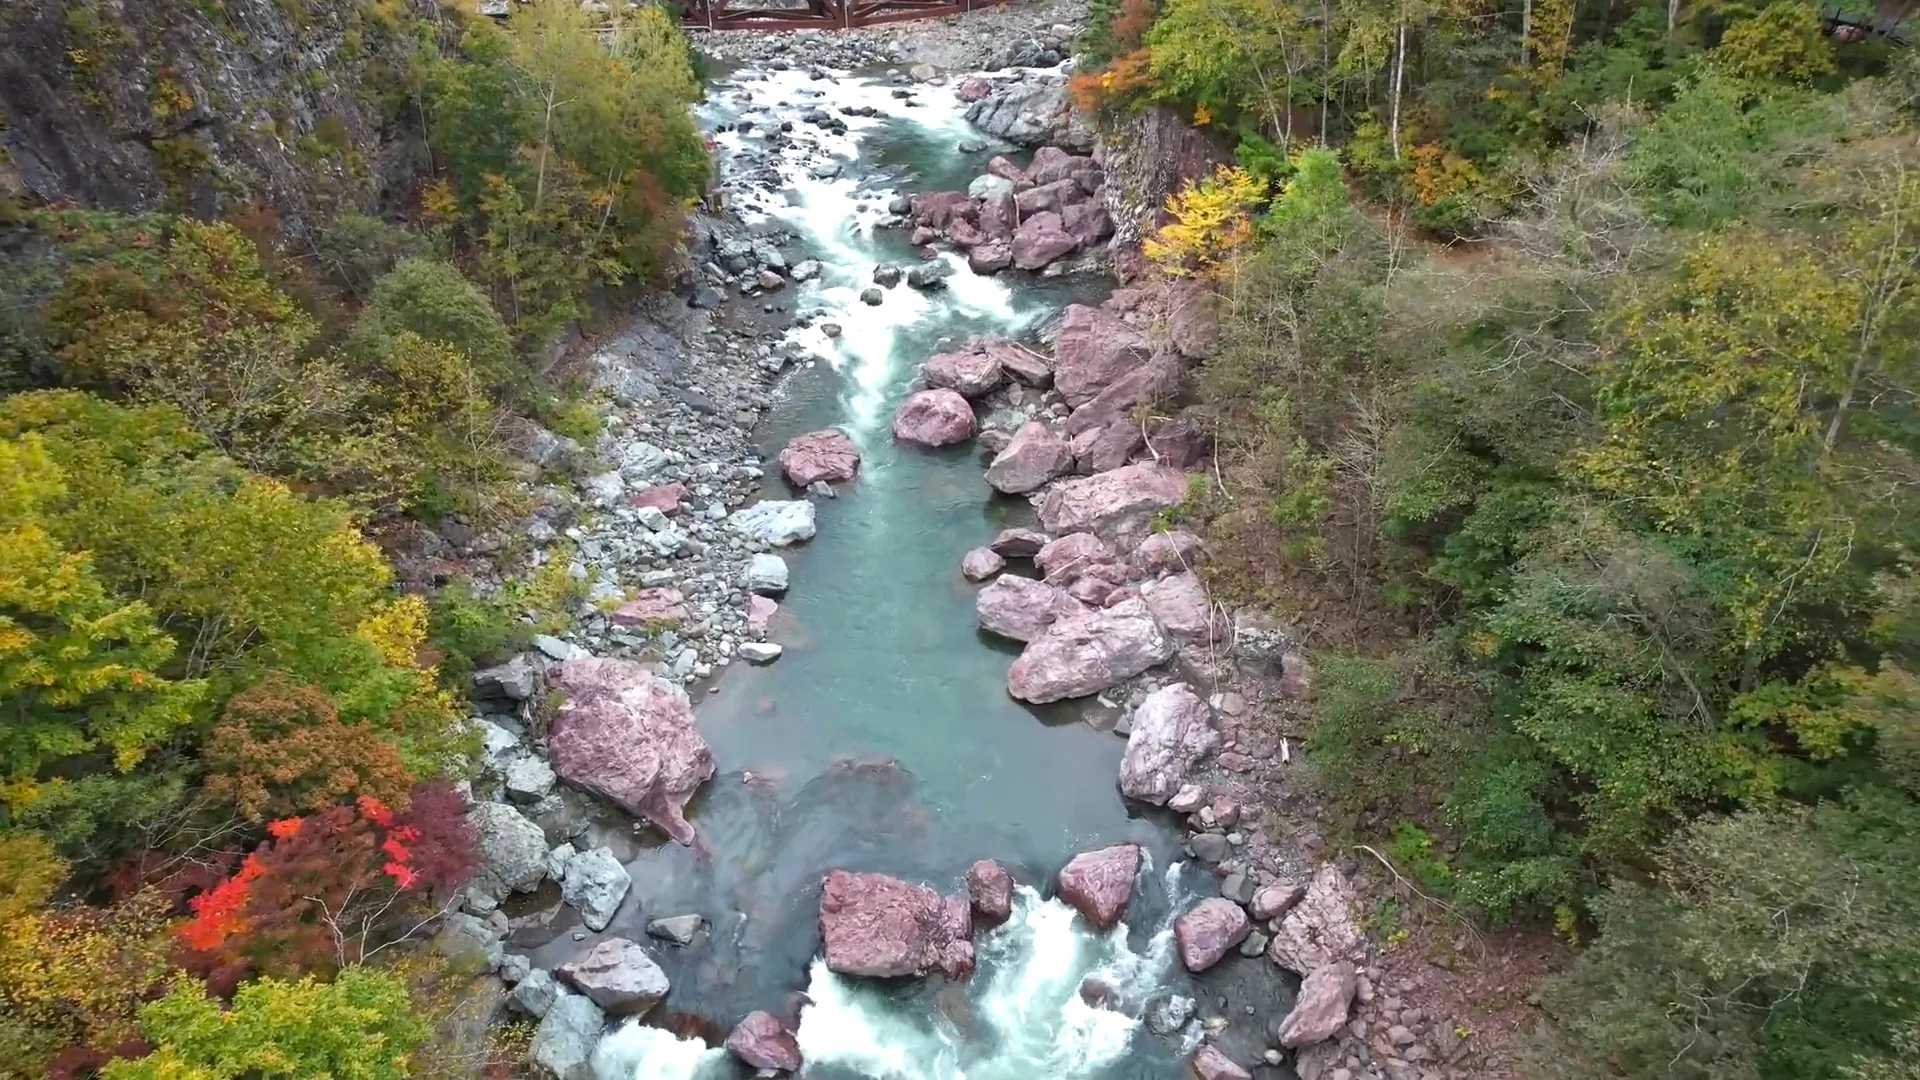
<box><xmin>568</xmin><ymin>64</ymin><xmax>1291</xmax><ymax>1079</ymax></box>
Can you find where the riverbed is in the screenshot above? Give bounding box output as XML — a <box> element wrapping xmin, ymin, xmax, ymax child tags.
<box><xmin>565</xmin><ymin>60</ymin><xmax>1289</xmax><ymax>1079</ymax></box>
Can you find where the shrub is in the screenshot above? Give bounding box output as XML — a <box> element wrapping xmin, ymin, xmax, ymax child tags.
<box><xmin>1143</xmin><ymin>164</ymin><xmax>1267</xmax><ymax>276</ymax></box>
<box><xmin>203</xmin><ymin>679</ymin><xmax>415</xmax><ymax>822</ymax></box>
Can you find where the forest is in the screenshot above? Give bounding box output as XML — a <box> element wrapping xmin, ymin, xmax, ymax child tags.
<box><xmin>1084</xmin><ymin>0</ymin><xmax>1920</xmax><ymax>1073</ymax></box>
<box><xmin>0</xmin><ymin>0</ymin><xmax>706</xmax><ymax>1074</ymax></box>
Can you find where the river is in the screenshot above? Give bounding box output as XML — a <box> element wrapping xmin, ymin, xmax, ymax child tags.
<box><xmin>559</xmin><ymin>61</ymin><xmax>1288</xmax><ymax>1079</ymax></box>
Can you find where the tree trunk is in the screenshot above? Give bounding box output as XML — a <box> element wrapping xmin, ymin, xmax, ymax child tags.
<box><xmin>1389</xmin><ymin>21</ymin><xmax>1406</xmax><ymax>161</ymax></box>
<box><xmin>1667</xmin><ymin>0</ymin><xmax>1680</xmax><ymax>39</ymax></box>
<box><xmin>1522</xmin><ymin>0</ymin><xmax>1533</xmax><ymax>63</ymax></box>
<box><xmin>1320</xmin><ymin>0</ymin><xmax>1331</xmax><ymax>140</ymax></box>
<box><xmin>535</xmin><ymin>82</ymin><xmax>558</xmax><ymax>210</ymax></box>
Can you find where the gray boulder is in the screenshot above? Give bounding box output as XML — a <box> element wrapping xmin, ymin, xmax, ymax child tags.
<box><xmin>729</xmin><ymin>500</ymin><xmax>818</xmax><ymax>547</ymax></box>
<box><xmin>646</xmin><ymin>914</ymin><xmax>705</xmax><ymax>945</ymax></box>
<box><xmin>468</xmin><ymin>802</ymin><xmax>549</xmax><ymax>899</ymax></box>
<box><xmin>474</xmin><ymin>655</ymin><xmax>537</xmax><ymax>701</ymax></box>
<box><xmin>561</xmin><ymin>846</ymin><xmax>631</xmax><ymax>932</ymax></box>
<box><xmin>744</xmin><ymin>553</ymin><xmax>790</xmax><ymax>595</ymax></box>
<box><xmin>504</xmin><ymin>755</ymin><xmax>557</xmax><ymax>803</ymax></box>
<box><xmin>554</xmin><ymin>937</ymin><xmax>670</xmax><ymax>1016</ymax></box>
<box><xmin>531</xmin><ymin>990</ymin><xmax>605</xmax><ymax>1079</ymax></box>
<box><xmin>1118</xmin><ymin>683</ymin><xmax>1219</xmax><ymax>804</ymax></box>
<box><xmin>514</xmin><ymin>968</ymin><xmax>562</xmax><ymax>1017</ymax></box>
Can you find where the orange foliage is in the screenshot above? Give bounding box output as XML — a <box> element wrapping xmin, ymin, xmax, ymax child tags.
<box><xmin>1109</xmin><ymin>0</ymin><xmax>1157</xmax><ymax>52</ymax></box>
<box><xmin>1409</xmin><ymin>143</ymin><xmax>1485</xmax><ymax>207</ymax></box>
<box><xmin>1070</xmin><ymin>48</ymin><xmax>1157</xmax><ymax>116</ymax></box>
<box><xmin>202</xmin><ymin>678</ymin><xmax>414</xmax><ymax>822</ymax></box>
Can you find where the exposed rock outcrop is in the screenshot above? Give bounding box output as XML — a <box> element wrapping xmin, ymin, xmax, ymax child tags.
<box><xmin>819</xmin><ymin>870</ymin><xmax>975</xmax><ymax>980</ymax></box>
<box><xmin>549</xmin><ymin>658</ymin><xmax>715</xmax><ymax>846</ymax></box>
<box><xmin>1055</xmin><ymin>844</ymin><xmax>1140</xmax><ymax>930</ymax></box>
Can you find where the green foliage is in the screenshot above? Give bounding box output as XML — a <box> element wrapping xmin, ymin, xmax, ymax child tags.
<box><xmin>428</xmin><ymin>579</ymin><xmax>534</xmax><ymax>681</ymax></box>
<box><xmin>105</xmin><ymin>968</ymin><xmax>429</xmax><ymax>1079</ymax></box>
<box><xmin>1626</xmin><ymin>73</ymin><xmax>1827</xmax><ymax>228</ymax></box>
<box><xmin>311</xmin><ymin>212</ymin><xmax>426</xmax><ymax>300</ymax></box>
<box><xmin>350</xmin><ymin>259</ymin><xmax>514</xmax><ymax>388</ymax></box>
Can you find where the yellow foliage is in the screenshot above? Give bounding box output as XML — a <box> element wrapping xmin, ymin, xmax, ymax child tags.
<box><xmin>1143</xmin><ymin>165</ymin><xmax>1267</xmax><ymax>278</ymax></box>
<box><xmin>357</xmin><ymin>595</ymin><xmax>432</xmax><ymax>671</ymax></box>
<box><xmin>1713</xmin><ymin>1</ymin><xmax>1836</xmax><ymax>82</ymax></box>
<box><xmin>1410</xmin><ymin>143</ymin><xmax>1484</xmax><ymax>207</ymax></box>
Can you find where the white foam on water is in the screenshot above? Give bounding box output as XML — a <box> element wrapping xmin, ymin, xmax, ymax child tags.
<box><xmin>702</xmin><ymin>67</ymin><xmax>1025</xmax><ymax>438</ymax></box>
<box><xmin>591</xmin><ymin>1021</ymin><xmax>729</xmax><ymax>1080</ymax></box>
<box><xmin>795</xmin><ymin>886</ymin><xmax>1176</xmax><ymax>1079</ymax></box>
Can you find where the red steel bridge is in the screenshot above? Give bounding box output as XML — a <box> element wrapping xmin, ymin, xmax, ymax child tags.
<box><xmin>679</xmin><ymin>0</ymin><xmax>1014</xmax><ymax>31</ymax></box>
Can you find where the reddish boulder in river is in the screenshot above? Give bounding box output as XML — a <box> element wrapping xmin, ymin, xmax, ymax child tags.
<box><xmin>1053</xmin><ymin>304</ymin><xmax>1152</xmax><ymax>407</ymax></box>
<box><xmin>976</xmin><ymin>574</ymin><xmax>1065</xmax><ymax>643</ymax></box>
<box><xmin>968</xmin><ymin>240</ymin><xmax>1013</xmax><ymax>275</ymax></box>
<box><xmin>725</xmin><ymin>1010</ymin><xmax>804</xmax><ymax>1073</ymax></box>
<box><xmin>1034</xmin><ymin>532</ymin><xmax>1117</xmax><ymax>585</ymax></box>
<box><xmin>957</xmin><ymin>77</ymin><xmax>993</xmax><ymax>102</ymax></box>
<box><xmin>923</xmin><ymin>347</ymin><xmax>1006</xmax><ymax>398</ymax></box>
<box><xmin>966</xmin><ymin>859</ymin><xmax>1016</xmax><ymax>927</ymax></box>
<box><xmin>1055</xmin><ymin>844</ymin><xmax>1140</xmax><ymax>929</ymax></box>
<box><xmin>549</xmin><ymin>658</ymin><xmax>715</xmax><ymax>846</ymax></box>
<box><xmin>778</xmin><ymin>428</ymin><xmax>862</xmax><ymax>488</ymax></box>
<box><xmin>1174</xmin><ymin>897</ymin><xmax>1251</xmax><ymax>972</ymax></box>
<box><xmin>961</xmin><ymin>546</ymin><xmax>1006</xmax><ymax>582</ymax></box>
<box><xmin>1190</xmin><ymin>1044</ymin><xmax>1254</xmax><ymax>1080</ymax></box>
<box><xmin>1038</xmin><ymin>463</ymin><xmax>1189</xmax><ymax>543</ymax></box>
<box><xmin>1011</xmin><ymin>212</ymin><xmax>1080</xmax><ymax>271</ymax></box>
<box><xmin>819</xmin><ymin>870</ymin><xmax>975</xmax><ymax>979</ymax></box>
<box><xmin>989</xmin><ymin>527</ymin><xmax>1052</xmax><ymax>559</ymax></box>
<box><xmin>892</xmin><ymin>389</ymin><xmax>977</xmax><ymax>447</ymax></box>
<box><xmin>984</xmin><ymin>422</ymin><xmax>1074</xmax><ymax>495</ymax></box>
<box><xmin>1008</xmin><ymin>597</ymin><xmax>1173</xmax><ymax>703</ymax></box>
<box><xmin>1119</xmin><ymin>683</ymin><xmax>1219</xmax><ymax>805</ymax></box>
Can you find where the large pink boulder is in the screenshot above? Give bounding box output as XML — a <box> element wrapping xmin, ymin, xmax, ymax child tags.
<box><xmin>1174</xmin><ymin>897</ymin><xmax>1250</xmax><ymax>972</ymax></box>
<box><xmin>612</xmin><ymin>588</ymin><xmax>688</xmax><ymax>628</ymax></box>
<box><xmin>1034</xmin><ymin>532</ymin><xmax>1117</xmax><ymax>584</ymax></box>
<box><xmin>990</xmin><ymin>527</ymin><xmax>1052</xmax><ymax>558</ymax></box>
<box><xmin>1053</xmin><ymin>305</ymin><xmax>1152</xmax><ymax>407</ymax></box>
<box><xmin>1168</xmin><ymin>278</ymin><xmax>1218</xmax><ymax>359</ymax></box>
<box><xmin>1011</xmin><ymin>213</ymin><xmax>1080</xmax><ymax>271</ymax></box>
<box><xmin>1063</xmin><ymin>202</ymin><xmax>1114</xmax><ymax>249</ymax></box>
<box><xmin>1190</xmin><ymin>1045</ymin><xmax>1254</xmax><ymax>1080</ymax></box>
<box><xmin>1055</xmin><ymin>844</ymin><xmax>1139</xmax><ymax>929</ymax></box>
<box><xmin>746</xmin><ymin>594</ymin><xmax>778</xmax><ymax>634</ymax></box>
<box><xmin>1134</xmin><ymin>530</ymin><xmax>1202</xmax><ymax>576</ymax></box>
<box><xmin>1068</xmin><ymin>423</ymin><xmax>1144</xmax><ymax>475</ymax></box>
<box><xmin>977</xmin><ymin>575</ymin><xmax>1066</xmax><ymax>642</ymax></box>
<box><xmin>1119</xmin><ymin>683</ymin><xmax>1219</xmax><ymax>804</ymax></box>
<box><xmin>966</xmin><ymin>859</ymin><xmax>1015</xmax><ymax>927</ymax></box>
<box><xmin>726</xmin><ymin>1010</ymin><xmax>803</xmax><ymax>1073</ymax></box>
<box><xmin>892</xmin><ymin>389</ymin><xmax>976</xmax><ymax>446</ymax></box>
<box><xmin>957</xmin><ymin>77</ymin><xmax>993</xmax><ymax>102</ymax></box>
<box><xmin>1014</xmin><ymin>178</ymin><xmax>1086</xmax><ymax>217</ymax></box>
<box><xmin>961</xmin><ymin>546</ymin><xmax>1006</xmax><ymax>582</ymax></box>
<box><xmin>1278</xmin><ymin>961</ymin><xmax>1358</xmax><ymax>1047</ymax></box>
<box><xmin>968</xmin><ymin>240</ymin><xmax>1013</xmax><ymax>275</ymax></box>
<box><xmin>1026</xmin><ymin>146</ymin><xmax>1096</xmax><ymax>186</ymax></box>
<box><xmin>1038</xmin><ymin>463</ymin><xmax>1188</xmax><ymax>543</ymax></box>
<box><xmin>819</xmin><ymin>870</ymin><xmax>974</xmax><ymax>979</ymax></box>
<box><xmin>911</xmin><ymin>191</ymin><xmax>978</xmax><ymax>229</ymax></box>
<box><xmin>630</xmin><ymin>483</ymin><xmax>687</xmax><ymax>516</ymax></box>
<box><xmin>984</xmin><ymin>422</ymin><xmax>1074</xmax><ymax>494</ymax></box>
<box><xmin>549</xmin><ymin>658</ymin><xmax>715</xmax><ymax>846</ymax></box>
<box><xmin>1267</xmin><ymin>864</ymin><xmax>1365</xmax><ymax>975</ymax></box>
<box><xmin>1064</xmin><ymin>352</ymin><xmax>1184</xmax><ymax>437</ymax></box>
<box><xmin>1007</xmin><ymin>597</ymin><xmax>1173</xmax><ymax>703</ymax></box>
<box><xmin>923</xmin><ymin>348</ymin><xmax>1006</xmax><ymax>398</ymax></box>
<box><xmin>978</xmin><ymin>190</ymin><xmax>1019</xmax><ymax>240</ymax></box>
<box><xmin>983</xmin><ymin>339</ymin><xmax>1052</xmax><ymax>387</ymax></box>
<box><xmin>779</xmin><ymin>429</ymin><xmax>862</xmax><ymax>487</ymax></box>
<box><xmin>1142</xmin><ymin>571</ymin><xmax>1220</xmax><ymax>644</ymax></box>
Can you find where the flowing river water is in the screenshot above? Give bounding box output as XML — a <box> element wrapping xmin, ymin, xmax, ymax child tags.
<box><xmin>556</xmin><ymin>62</ymin><xmax>1289</xmax><ymax>1079</ymax></box>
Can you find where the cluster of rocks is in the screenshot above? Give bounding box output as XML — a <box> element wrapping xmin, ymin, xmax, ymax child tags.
<box><xmin>694</xmin><ymin>0</ymin><xmax>1085</xmax><ymax>73</ymax></box>
<box><xmin>903</xmin><ymin>143</ymin><xmax>1110</xmax><ymax>275</ymax></box>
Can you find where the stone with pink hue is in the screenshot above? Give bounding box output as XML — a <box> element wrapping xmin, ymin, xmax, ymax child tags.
<box><xmin>1190</xmin><ymin>1045</ymin><xmax>1254</xmax><ymax>1080</ymax></box>
<box><xmin>725</xmin><ymin>1010</ymin><xmax>803</xmax><ymax>1073</ymax></box>
<box><xmin>1133</xmin><ymin>530</ymin><xmax>1202</xmax><ymax>576</ymax></box>
<box><xmin>986</xmin><ymin>339</ymin><xmax>1052</xmax><ymax>387</ymax></box>
<box><xmin>966</xmin><ymin>859</ymin><xmax>1015</xmax><ymax>927</ymax></box>
<box><xmin>1014</xmin><ymin>177</ymin><xmax>1086</xmax><ymax>217</ymax></box>
<box><xmin>1167</xmin><ymin>278</ymin><xmax>1219</xmax><ymax>359</ymax></box>
<box><xmin>957</xmin><ymin>77</ymin><xmax>993</xmax><ymax>102</ymax></box>
<box><xmin>1142</xmin><ymin>571</ymin><xmax>1220</xmax><ymax>644</ymax></box>
<box><xmin>1119</xmin><ymin>683</ymin><xmax>1219</xmax><ymax>805</ymax></box>
<box><xmin>1174</xmin><ymin>897</ymin><xmax>1251</xmax><ymax>972</ymax></box>
<box><xmin>1069</xmin><ymin>423</ymin><xmax>1143</xmax><ymax>475</ymax></box>
<box><xmin>1278</xmin><ymin>961</ymin><xmax>1358</xmax><ymax>1047</ymax></box>
<box><xmin>1052</xmin><ymin>304</ymin><xmax>1153</xmax><ymax>407</ymax></box>
<box><xmin>961</xmin><ymin>547</ymin><xmax>1006</xmax><ymax>582</ymax></box>
<box><xmin>968</xmin><ymin>240</ymin><xmax>1013</xmax><ymax>275</ymax></box>
<box><xmin>1064</xmin><ymin>352</ymin><xmax>1184</xmax><ymax>437</ymax></box>
<box><xmin>1007</xmin><ymin>597</ymin><xmax>1173</xmax><ymax>703</ymax></box>
<box><xmin>1250</xmin><ymin>882</ymin><xmax>1307</xmax><ymax>921</ymax></box>
<box><xmin>989</xmin><ymin>527</ymin><xmax>1051</xmax><ymax>559</ymax></box>
<box><xmin>987</xmin><ymin>155</ymin><xmax>1026</xmax><ymax>183</ymax></box>
<box><xmin>976</xmin><ymin>574</ymin><xmax>1064</xmax><ymax>643</ymax></box>
<box><xmin>923</xmin><ymin>347</ymin><xmax>1006</xmax><ymax>398</ymax></box>
<box><xmin>892</xmin><ymin>389</ymin><xmax>976</xmax><ymax>447</ymax></box>
<box><xmin>1063</xmin><ymin>201</ymin><xmax>1114</xmax><ymax>248</ymax></box>
<box><xmin>984</xmin><ymin>422</ymin><xmax>1074</xmax><ymax>495</ymax></box>
<box><xmin>1038</xmin><ymin>463</ymin><xmax>1189</xmax><ymax>544</ymax></box>
<box><xmin>1026</xmin><ymin>146</ymin><xmax>1097</xmax><ymax>186</ymax></box>
<box><xmin>629</xmin><ymin>483</ymin><xmax>686</xmax><ymax>516</ymax></box>
<box><xmin>612</xmin><ymin>588</ymin><xmax>687</xmax><ymax>628</ymax></box>
<box><xmin>746</xmin><ymin>594</ymin><xmax>777</xmax><ymax>634</ymax></box>
<box><xmin>1055</xmin><ymin>844</ymin><xmax>1140</xmax><ymax>929</ymax></box>
<box><xmin>911</xmin><ymin>191</ymin><xmax>977</xmax><ymax>229</ymax></box>
<box><xmin>1267</xmin><ymin>864</ymin><xmax>1365</xmax><ymax>975</ymax></box>
<box><xmin>819</xmin><ymin>870</ymin><xmax>974</xmax><ymax>979</ymax></box>
<box><xmin>1035</xmin><ymin>532</ymin><xmax>1117</xmax><ymax>584</ymax></box>
<box><xmin>549</xmin><ymin>658</ymin><xmax>714</xmax><ymax>846</ymax></box>
<box><xmin>779</xmin><ymin>429</ymin><xmax>862</xmax><ymax>487</ymax></box>
<box><xmin>1011</xmin><ymin>212</ymin><xmax>1079</xmax><ymax>270</ymax></box>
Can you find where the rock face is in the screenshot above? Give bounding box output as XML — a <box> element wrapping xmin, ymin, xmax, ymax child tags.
<box><xmin>892</xmin><ymin>389</ymin><xmax>977</xmax><ymax>447</ymax></box>
<box><xmin>725</xmin><ymin>1011</ymin><xmax>804</xmax><ymax>1074</ymax></box>
<box><xmin>977</xmin><ymin>575</ymin><xmax>1067</xmax><ymax>643</ymax></box>
<box><xmin>984</xmin><ymin>422</ymin><xmax>1074</xmax><ymax>494</ymax></box>
<box><xmin>1118</xmin><ymin>683</ymin><xmax>1219</xmax><ymax>804</ymax></box>
<box><xmin>532</xmin><ymin>990</ymin><xmax>606</xmax><ymax>1080</ymax></box>
<box><xmin>964</xmin><ymin>78</ymin><xmax>1095</xmax><ymax>152</ymax></box>
<box><xmin>729</xmin><ymin>500</ymin><xmax>818</xmax><ymax>546</ymax></box>
<box><xmin>779</xmin><ymin>429</ymin><xmax>862</xmax><ymax>487</ymax></box>
<box><xmin>1008</xmin><ymin>598</ymin><xmax>1172</xmax><ymax>703</ymax></box>
<box><xmin>1267</xmin><ymin>865</ymin><xmax>1365</xmax><ymax>975</ymax></box>
<box><xmin>560</xmin><ymin>846</ymin><xmax>631</xmax><ymax>932</ymax></box>
<box><xmin>1056</xmin><ymin>844</ymin><xmax>1140</xmax><ymax>929</ymax></box>
<box><xmin>1141</xmin><ymin>571</ymin><xmax>1219</xmax><ymax>644</ymax></box>
<box><xmin>966</xmin><ymin>859</ymin><xmax>1016</xmax><ymax>927</ymax></box>
<box><xmin>1173</xmin><ymin>898</ymin><xmax>1251</xmax><ymax>973</ymax></box>
<box><xmin>1038</xmin><ymin>463</ymin><xmax>1188</xmax><ymax>543</ymax></box>
<box><xmin>819</xmin><ymin>870</ymin><xmax>974</xmax><ymax>979</ymax></box>
<box><xmin>1168</xmin><ymin>279</ymin><xmax>1218</xmax><ymax>359</ymax></box>
<box><xmin>1277</xmin><ymin>961</ymin><xmax>1358</xmax><ymax>1048</ymax></box>
<box><xmin>549</xmin><ymin>658</ymin><xmax>715</xmax><ymax>846</ymax></box>
<box><xmin>468</xmin><ymin>802</ymin><xmax>548</xmax><ymax>899</ymax></box>
<box><xmin>1190</xmin><ymin>1044</ymin><xmax>1254</xmax><ymax>1080</ymax></box>
<box><xmin>923</xmin><ymin>348</ymin><xmax>1006</xmax><ymax>397</ymax></box>
<box><xmin>554</xmin><ymin>938</ymin><xmax>670</xmax><ymax>1016</ymax></box>
<box><xmin>1053</xmin><ymin>305</ymin><xmax>1153</xmax><ymax>407</ymax></box>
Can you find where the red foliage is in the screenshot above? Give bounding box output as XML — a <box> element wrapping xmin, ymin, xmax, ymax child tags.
<box><xmin>178</xmin><ymin>782</ymin><xmax>475</xmax><ymax>980</ymax></box>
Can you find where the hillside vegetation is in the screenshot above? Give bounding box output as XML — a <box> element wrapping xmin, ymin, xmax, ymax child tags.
<box><xmin>1080</xmin><ymin>0</ymin><xmax>1920</xmax><ymax>1073</ymax></box>
<box><xmin>0</xmin><ymin>0</ymin><xmax>705</xmax><ymax>1074</ymax></box>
